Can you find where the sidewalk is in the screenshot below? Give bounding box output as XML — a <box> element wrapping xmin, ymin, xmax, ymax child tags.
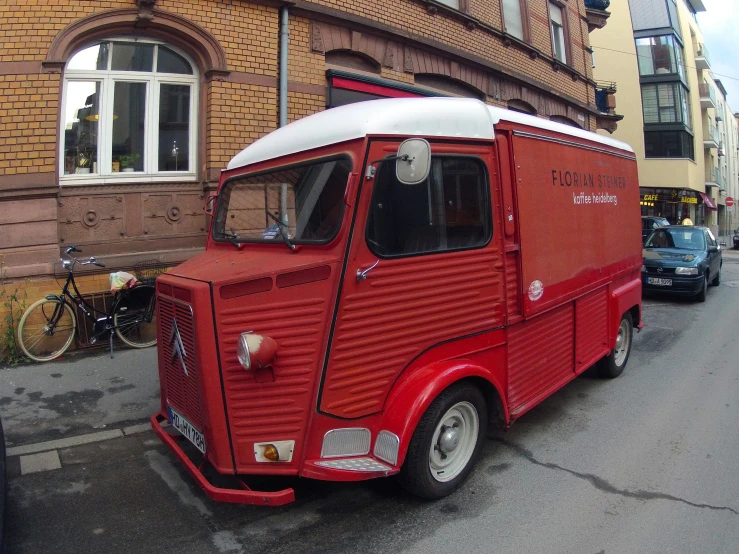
<box><xmin>0</xmin><ymin>346</ymin><xmax>159</xmax><ymax>447</ymax></box>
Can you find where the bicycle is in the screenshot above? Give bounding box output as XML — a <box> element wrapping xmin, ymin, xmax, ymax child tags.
<box><xmin>16</xmin><ymin>246</ymin><xmax>159</xmax><ymax>362</ymax></box>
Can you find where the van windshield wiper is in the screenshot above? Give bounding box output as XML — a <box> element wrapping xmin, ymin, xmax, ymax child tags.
<box><xmin>264</xmin><ymin>210</ymin><xmax>296</xmax><ymax>252</ymax></box>
<box><xmin>220</xmin><ymin>229</ymin><xmax>242</xmax><ymax>246</ymax></box>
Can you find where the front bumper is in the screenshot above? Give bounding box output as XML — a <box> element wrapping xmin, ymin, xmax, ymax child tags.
<box><xmin>642</xmin><ymin>273</ymin><xmax>703</xmax><ymax>296</ymax></box>
<box><xmin>151</xmin><ymin>413</ymin><xmax>295</xmax><ymax>506</ymax></box>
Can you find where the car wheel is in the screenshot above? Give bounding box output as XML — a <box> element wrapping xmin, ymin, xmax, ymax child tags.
<box><xmin>711</xmin><ymin>264</ymin><xmax>721</xmax><ymax>286</ymax></box>
<box><xmin>399</xmin><ymin>382</ymin><xmax>487</xmax><ymax>500</ymax></box>
<box><xmin>597</xmin><ymin>312</ymin><xmax>633</xmax><ymax>379</ymax></box>
<box><xmin>696</xmin><ymin>274</ymin><xmax>708</xmax><ymax>302</ymax></box>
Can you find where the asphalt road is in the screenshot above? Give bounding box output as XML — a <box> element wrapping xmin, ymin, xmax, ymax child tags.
<box><xmin>4</xmin><ymin>252</ymin><xmax>739</xmax><ymax>554</ymax></box>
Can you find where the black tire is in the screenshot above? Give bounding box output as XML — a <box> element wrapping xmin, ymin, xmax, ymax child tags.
<box><xmin>711</xmin><ymin>265</ymin><xmax>721</xmax><ymax>286</ymax></box>
<box><xmin>696</xmin><ymin>274</ymin><xmax>708</xmax><ymax>302</ymax></box>
<box><xmin>398</xmin><ymin>382</ymin><xmax>487</xmax><ymax>500</ymax></box>
<box><xmin>114</xmin><ymin>285</ymin><xmax>157</xmax><ymax>348</ymax></box>
<box><xmin>597</xmin><ymin>312</ymin><xmax>633</xmax><ymax>379</ymax></box>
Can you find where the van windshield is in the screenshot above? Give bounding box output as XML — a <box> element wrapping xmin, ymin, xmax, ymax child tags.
<box><xmin>214</xmin><ymin>157</ymin><xmax>352</xmax><ymax>244</ymax></box>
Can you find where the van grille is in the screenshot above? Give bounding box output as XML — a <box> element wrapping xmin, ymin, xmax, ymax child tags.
<box><xmin>158</xmin><ymin>295</ymin><xmax>203</xmax><ymax>430</ymax></box>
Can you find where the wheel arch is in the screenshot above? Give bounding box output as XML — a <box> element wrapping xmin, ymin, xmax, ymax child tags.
<box><xmin>377</xmin><ymin>359</ymin><xmax>507</xmax><ymax>468</ymax></box>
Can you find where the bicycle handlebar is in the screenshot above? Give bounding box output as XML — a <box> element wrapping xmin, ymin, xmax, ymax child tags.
<box><xmin>61</xmin><ymin>250</ymin><xmax>106</xmax><ymax>271</ymax></box>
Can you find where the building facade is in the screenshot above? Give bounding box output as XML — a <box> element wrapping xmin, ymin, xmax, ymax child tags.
<box><xmin>590</xmin><ymin>0</ymin><xmax>737</xmax><ymax>237</ymax></box>
<box><xmin>0</xmin><ymin>0</ymin><xmax>616</xmax><ymax>353</ymax></box>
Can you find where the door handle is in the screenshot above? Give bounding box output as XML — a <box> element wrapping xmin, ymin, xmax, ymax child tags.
<box><xmin>356</xmin><ymin>259</ymin><xmax>379</xmax><ymax>282</ymax></box>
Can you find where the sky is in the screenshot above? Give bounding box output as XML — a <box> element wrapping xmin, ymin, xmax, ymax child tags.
<box><xmin>696</xmin><ymin>0</ymin><xmax>739</xmax><ymax>113</ymax></box>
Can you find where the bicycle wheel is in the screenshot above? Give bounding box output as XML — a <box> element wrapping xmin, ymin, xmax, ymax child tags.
<box><xmin>114</xmin><ymin>285</ymin><xmax>157</xmax><ymax>348</ymax></box>
<box><xmin>17</xmin><ymin>298</ymin><xmax>76</xmax><ymax>362</ymax></box>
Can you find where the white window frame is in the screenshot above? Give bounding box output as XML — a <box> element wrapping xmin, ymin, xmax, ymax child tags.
<box><xmin>60</xmin><ymin>38</ymin><xmax>198</xmax><ymax>185</ymax></box>
<box><xmin>435</xmin><ymin>0</ymin><xmax>461</xmax><ymax>10</ymax></box>
<box><xmin>549</xmin><ymin>3</ymin><xmax>567</xmax><ymax>64</ymax></box>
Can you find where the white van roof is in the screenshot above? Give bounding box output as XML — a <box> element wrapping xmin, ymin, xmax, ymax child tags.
<box><xmin>227</xmin><ymin>97</ymin><xmax>633</xmax><ymax>170</ymax></box>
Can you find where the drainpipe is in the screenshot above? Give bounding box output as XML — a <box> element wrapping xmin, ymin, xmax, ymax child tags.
<box><xmin>279</xmin><ymin>5</ymin><xmax>289</xmax><ymax>128</ymax></box>
<box><xmin>279</xmin><ymin>5</ymin><xmax>289</xmax><ymax>224</ymax></box>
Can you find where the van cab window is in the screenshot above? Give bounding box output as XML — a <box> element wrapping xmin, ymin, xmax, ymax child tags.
<box><xmin>214</xmin><ymin>157</ymin><xmax>352</xmax><ymax>244</ymax></box>
<box><xmin>366</xmin><ymin>156</ymin><xmax>491</xmax><ymax>257</ymax></box>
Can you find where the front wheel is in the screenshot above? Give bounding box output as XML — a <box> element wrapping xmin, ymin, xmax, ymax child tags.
<box><xmin>399</xmin><ymin>383</ymin><xmax>487</xmax><ymax>500</ymax></box>
<box><xmin>696</xmin><ymin>274</ymin><xmax>708</xmax><ymax>302</ymax></box>
<box><xmin>114</xmin><ymin>285</ymin><xmax>157</xmax><ymax>348</ymax></box>
<box><xmin>17</xmin><ymin>298</ymin><xmax>76</xmax><ymax>362</ymax></box>
<box><xmin>597</xmin><ymin>312</ymin><xmax>633</xmax><ymax>379</ymax></box>
<box><xmin>711</xmin><ymin>265</ymin><xmax>721</xmax><ymax>286</ymax></box>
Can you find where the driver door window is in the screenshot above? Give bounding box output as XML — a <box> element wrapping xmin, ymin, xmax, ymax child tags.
<box><xmin>366</xmin><ymin>156</ymin><xmax>491</xmax><ymax>257</ymax></box>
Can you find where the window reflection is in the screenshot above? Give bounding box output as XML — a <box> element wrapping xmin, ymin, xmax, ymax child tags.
<box><xmin>158</xmin><ymin>84</ymin><xmax>190</xmax><ymax>171</ymax></box>
<box><xmin>112</xmin><ymin>82</ymin><xmax>147</xmax><ymax>172</ymax></box>
<box><xmin>111</xmin><ymin>43</ymin><xmax>154</xmax><ymax>72</ymax></box>
<box><xmin>63</xmin><ymin>81</ymin><xmax>100</xmax><ymax>175</ymax></box>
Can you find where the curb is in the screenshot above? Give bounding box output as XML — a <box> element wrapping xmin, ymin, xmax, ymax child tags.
<box><xmin>7</xmin><ymin>422</ymin><xmax>153</xmax><ymax>458</ymax></box>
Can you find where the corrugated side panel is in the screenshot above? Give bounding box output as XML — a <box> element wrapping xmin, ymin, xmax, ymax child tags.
<box><xmin>216</xmin><ymin>294</ymin><xmax>329</xmax><ymax>465</ymax></box>
<box><xmin>575</xmin><ymin>287</ymin><xmax>609</xmax><ymax>371</ymax></box>
<box><xmin>321</xmin><ymin>249</ymin><xmax>505</xmax><ymax>418</ymax></box>
<box><xmin>507</xmin><ymin>303</ymin><xmax>574</xmax><ymax>414</ymax></box>
<box><xmin>505</xmin><ymin>252</ymin><xmax>520</xmax><ymax>319</ymax></box>
<box><xmin>159</xmin><ymin>295</ymin><xmax>203</xmax><ymax>429</ymax></box>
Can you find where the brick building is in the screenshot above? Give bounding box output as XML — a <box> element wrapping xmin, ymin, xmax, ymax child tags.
<box><xmin>0</xmin><ymin>0</ymin><xmax>615</xmax><ymax>346</ymax></box>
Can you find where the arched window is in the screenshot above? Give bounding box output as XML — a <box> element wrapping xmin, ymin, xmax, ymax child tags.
<box><xmin>62</xmin><ymin>39</ymin><xmax>198</xmax><ymax>180</ymax></box>
<box><xmin>507</xmin><ymin>99</ymin><xmax>537</xmax><ymax>115</ymax></box>
<box><xmin>550</xmin><ymin>115</ymin><xmax>582</xmax><ymax>129</ymax></box>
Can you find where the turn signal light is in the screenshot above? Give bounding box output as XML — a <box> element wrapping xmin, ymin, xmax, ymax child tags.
<box><xmin>263</xmin><ymin>444</ymin><xmax>280</xmax><ymax>461</ymax></box>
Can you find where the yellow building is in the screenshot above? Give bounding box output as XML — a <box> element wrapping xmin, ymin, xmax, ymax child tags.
<box><xmin>590</xmin><ymin>0</ymin><xmax>734</xmax><ymax>237</ymax></box>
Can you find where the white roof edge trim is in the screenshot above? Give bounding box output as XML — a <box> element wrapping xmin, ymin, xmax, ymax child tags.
<box><xmin>486</xmin><ymin>106</ymin><xmax>634</xmax><ymax>153</ymax></box>
<box><xmin>227</xmin><ymin>97</ymin><xmax>632</xmax><ymax>171</ymax></box>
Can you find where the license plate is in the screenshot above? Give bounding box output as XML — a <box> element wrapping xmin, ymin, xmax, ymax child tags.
<box><xmin>168</xmin><ymin>405</ymin><xmax>206</xmax><ymax>454</ymax></box>
<box><xmin>647</xmin><ymin>277</ymin><xmax>672</xmax><ymax>286</ymax></box>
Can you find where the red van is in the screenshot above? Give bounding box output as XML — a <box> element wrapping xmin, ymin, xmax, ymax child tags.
<box><xmin>152</xmin><ymin>97</ymin><xmax>642</xmax><ymax>505</ymax></box>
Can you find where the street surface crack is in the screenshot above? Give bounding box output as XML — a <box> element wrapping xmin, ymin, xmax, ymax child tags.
<box><xmin>500</xmin><ymin>441</ymin><xmax>739</xmax><ymax>515</ymax></box>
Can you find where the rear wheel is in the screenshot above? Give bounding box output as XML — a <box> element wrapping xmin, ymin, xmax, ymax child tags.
<box><xmin>17</xmin><ymin>298</ymin><xmax>76</xmax><ymax>362</ymax></box>
<box><xmin>696</xmin><ymin>274</ymin><xmax>708</xmax><ymax>302</ymax></box>
<box><xmin>597</xmin><ymin>312</ymin><xmax>633</xmax><ymax>379</ymax></box>
<box><xmin>399</xmin><ymin>383</ymin><xmax>487</xmax><ymax>500</ymax></box>
<box><xmin>114</xmin><ymin>286</ymin><xmax>157</xmax><ymax>348</ymax></box>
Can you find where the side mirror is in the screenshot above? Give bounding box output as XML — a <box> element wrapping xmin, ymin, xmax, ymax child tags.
<box><xmin>203</xmin><ymin>193</ymin><xmax>217</xmax><ymax>216</ymax></box>
<box><xmin>396</xmin><ymin>139</ymin><xmax>431</xmax><ymax>185</ymax></box>
<box><xmin>708</xmin><ymin>245</ymin><xmax>718</xmax><ymax>253</ymax></box>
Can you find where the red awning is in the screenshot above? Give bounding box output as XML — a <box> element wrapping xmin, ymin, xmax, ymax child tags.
<box><xmin>699</xmin><ymin>192</ymin><xmax>717</xmax><ymax>210</ymax></box>
<box><xmin>331</xmin><ymin>76</ymin><xmax>425</xmax><ymax>99</ymax></box>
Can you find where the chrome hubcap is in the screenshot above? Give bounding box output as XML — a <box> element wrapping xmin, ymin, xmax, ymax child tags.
<box><xmin>613</xmin><ymin>319</ymin><xmax>630</xmax><ymax>367</ymax></box>
<box><xmin>439</xmin><ymin>426</ymin><xmax>460</xmax><ymax>453</ymax></box>
<box><xmin>429</xmin><ymin>401</ymin><xmax>479</xmax><ymax>483</ymax></box>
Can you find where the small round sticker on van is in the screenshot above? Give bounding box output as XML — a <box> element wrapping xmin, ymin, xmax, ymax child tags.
<box><xmin>528</xmin><ymin>280</ymin><xmax>544</xmax><ymax>301</ymax></box>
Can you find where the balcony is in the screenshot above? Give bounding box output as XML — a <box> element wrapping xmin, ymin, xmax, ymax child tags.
<box><xmin>700</xmin><ymin>83</ymin><xmax>716</xmax><ymax>110</ymax></box>
<box><xmin>706</xmin><ymin>166</ymin><xmax>719</xmax><ymax>188</ymax></box>
<box><xmin>695</xmin><ymin>43</ymin><xmax>711</xmax><ymax>71</ymax></box>
<box><xmin>584</xmin><ymin>0</ymin><xmax>610</xmax><ymax>32</ymax></box>
<box><xmin>718</xmin><ymin>142</ymin><xmax>725</xmax><ymax>157</ymax></box>
<box><xmin>703</xmin><ymin>122</ymin><xmax>719</xmax><ymax>149</ymax></box>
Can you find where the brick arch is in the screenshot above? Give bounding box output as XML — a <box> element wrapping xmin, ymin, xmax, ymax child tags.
<box><xmin>44</xmin><ymin>8</ymin><xmax>228</xmax><ymax>77</ymax></box>
<box><xmin>318</xmin><ymin>28</ymin><xmax>387</xmax><ymax>69</ymax></box>
<box><xmin>325</xmin><ymin>50</ymin><xmax>382</xmax><ymax>74</ymax></box>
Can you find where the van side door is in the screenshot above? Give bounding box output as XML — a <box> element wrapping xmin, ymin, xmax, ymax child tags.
<box><xmin>318</xmin><ymin>140</ymin><xmax>507</xmax><ymax>419</ymax></box>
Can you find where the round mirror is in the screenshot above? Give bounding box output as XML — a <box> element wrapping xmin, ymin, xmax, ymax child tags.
<box><xmin>396</xmin><ymin>138</ymin><xmax>431</xmax><ymax>185</ymax></box>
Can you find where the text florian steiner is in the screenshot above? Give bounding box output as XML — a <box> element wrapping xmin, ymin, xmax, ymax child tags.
<box><xmin>551</xmin><ymin>170</ymin><xmax>627</xmax><ymax>189</ymax></box>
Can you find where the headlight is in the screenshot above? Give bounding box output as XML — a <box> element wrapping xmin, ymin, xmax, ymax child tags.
<box><xmin>237</xmin><ymin>332</ymin><xmax>278</xmax><ymax>370</ymax></box>
<box><xmin>641</xmin><ymin>265</ymin><xmax>646</xmax><ymax>272</ymax></box>
<box><xmin>675</xmin><ymin>267</ymin><xmax>698</xmax><ymax>275</ymax></box>
<box><xmin>237</xmin><ymin>333</ymin><xmax>252</xmax><ymax>369</ymax></box>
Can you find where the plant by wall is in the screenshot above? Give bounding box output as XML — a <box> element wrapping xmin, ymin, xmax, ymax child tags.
<box><xmin>0</xmin><ymin>257</ymin><xmax>29</xmax><ymax>364</ymax></box>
